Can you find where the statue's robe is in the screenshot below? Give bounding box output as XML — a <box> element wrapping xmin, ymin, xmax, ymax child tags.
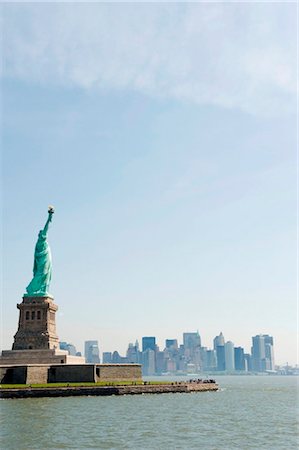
<box><xmin>26</xmin><ymin>230</ymin><xmax>52</xmax><ymax>296</ymax></box>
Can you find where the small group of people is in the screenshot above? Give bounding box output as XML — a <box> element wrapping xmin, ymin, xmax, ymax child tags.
<box><xmin>202</xmin><ymin>379</ymin><xmax>216</xmax><ymax>384</ymax></box>
<box><xmin>188</xmin><ymin>378</ymin><xmax>216</xmax><ymax>384</ymax></box>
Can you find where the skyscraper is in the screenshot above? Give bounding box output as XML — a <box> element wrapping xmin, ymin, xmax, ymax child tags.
<box><xmin>252</xmin><ymin>335</ymin><xmax>266</xmax><ymax>372</ymax></box>
<box><xmin>244</xmin><ymin>353</ymin><xmax>252</xmax><ymax>372</ymax></box>
<box><xmin>165</xmin><ymin>339</ymin><xmax>178</xmax><ymax>350</ymax></box>
<box><xmin>199</xmin><ymin>347</ymin><xmax>208</xmax><ymax>371</ymax></box>
<box><xmin>142</xmin><ymin>349</ymin><xmax>156</xmax><ymax>375</ymax></box>
<box><xmin>224</xmin><ymin>341</ymin><xmax>235</xmax><ymax>372</ymax></box>
<box><xmin>142</xmin><ymin>336</ymin><xmax>156</xmax><ymax>352</ymax></box>
<box><xmin>213</xmin><ymin>332</ymin><xmax>225</xmax><ymax>350</ymax></box>
<box><xmin>155</xmin><ymin>351</ymin><xmax>166</xmax><ymax>374</ymax></box>
<box><xmin>216</xmin><ymin>345</ymin><xmax>225</xmax><ymax>371</ymax></box>
<box><xmin>234</xmin><ymin>346</ymin><xmax>245</xmax><ymax>371</ymax></box>
<box><xmin>126</xmin><ymin>342</ymin><xmax>141</xmax><ymax>363</ymax></box>
<box><xmin>102</xmin><ymin>352</ymin><xmax>112</xmax><ymax>363</ymax></box>
<box><xmin>214</xmin><ymin>332</ymin><xmax>225</xmax><ymax>371</ymax></box>
<box><xmin>84</xmin><ymin>340</ymin><xmax>100</xmax><ymax>363</ymax></box>
<box><xmin>183</xmin><ymin>332</ymin><xmax>201</xmax><ymax>372</ymax></box>
<box><xmin>183</xmin><ymin>332</ymin><xmax>201</xmax><ymax>350</ymax></box>
<box><xmin>263</xmin><ymin>335</ymin><xmax>275</xmax><ymax>371</ymax></box>
<box><xmin>59</xmin><ymin>341</ymin><xmax>77</xmax><ymax>356</ymax></box>
<box><xmin>206</xmin><ymin>349</ymin><xmax>217</xmax><ymax>371</ymax></box>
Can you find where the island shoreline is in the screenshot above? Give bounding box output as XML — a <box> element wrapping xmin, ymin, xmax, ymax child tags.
<box><xmin>0</xmin><ymin>382</ymin><xmax>218</xmax><ymax>399</ymax></box>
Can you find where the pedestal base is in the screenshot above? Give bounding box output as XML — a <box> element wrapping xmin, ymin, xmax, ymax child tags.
<box><xmin>0</xmin><ymin>363</ymin><xmax>142</xmax><ymax>385</ymax></box>
<box><xmin>0</xmin><ymin>349</ymin><xmax>85</xmax><ymax>365</ymax></box>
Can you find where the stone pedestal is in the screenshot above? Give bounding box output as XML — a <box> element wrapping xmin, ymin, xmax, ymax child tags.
<box><xmin>0</xmin><ymin>349</ymin><xmax>85</xmax><ymax>365</ymax></box>
<box><xmin>0</xmin><ymin>295</ymin><xmax>85</xmax><ymax>366</ymax></box>
<box><xmin>12</xmin><ymin>296</ymin><xmax>59</xmax><ymax>350</ymax></box>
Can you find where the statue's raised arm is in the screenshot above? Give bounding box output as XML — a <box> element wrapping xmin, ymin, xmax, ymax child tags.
<box><xmin>25</xmin><ymin>206</ymin><xmax>55</xmax><ymax>298</ymax></box>
<box><xmin>42</xmin><ymin>206</ymin><xmax>54</xmax><ymax>236</ymax></box>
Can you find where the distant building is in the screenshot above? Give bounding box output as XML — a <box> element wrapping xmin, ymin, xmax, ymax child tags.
<box><xmin>186</xmin><ymin>363</ymin><xmax>197</xmax><ymax>374</ymax></box>
<box><xmin>252</xmin><ymin>335</ymin><xmax>265</xmax><ymax>372</ymax></box>
<box><xmin>213</xmin><ymin>332</ymin><xmax>225</xmax><ymax>350</ymax></box>
<box><xmin>244</xmin><ymin>353</ymin><xmax>252</xmax><ymax>372</ymax></box>
<box><xmin>206</xmin><ymin>349</ymin><xmax>217</xmax><ymax>371</ymax></box>
<box><xmin>251</xmin><ymin>334</ymin><xmax>274</xmax><ymax>372</ymax></box>
<box><xmin>183</xmin><ymin>332</ymin><xmax>201</xmax><ymax>371</ymax></box>
<box><xmin>165</xmin><ymin>339</ymin><xmax>178</xmax><ymax>350</ymax></box>
<box><xmin>102</xmin><ymin>352</ymin><xmax>112</xmax><ymax>363</ymax></box>
<box><xmin>178</xmin><ymin>345</ymin><xmax>186</xmax><ymax>372</ymax></box>
<box><xmin>199</xmin><ymin>347</ymin><xmax>208</xmax><ymax>371</ymax></box>
<box><xmin>264</xmin><ymin>335</ymin><xmax>275</xmax><ymax>371</ymax></box>
<box><xmin>142</xmin><ymin>348</ymin><xmax>155</xmax><ymax>375</ymax></box>
<box><xmin>183</xmin><ymin>332</ymin><xmax>201</xmax><ymax>352</ymax></box>
<box><xmin>166</xmin><ymin>358</ymin><xmax>176</xmax><ymax>373</ymax></box>
<box><xmin>155</xmin><ymin>351</ymin><xmax>166</xmax><ymax>374</ymax></box>
<box><xmin>84</xmin><ymin>340</ymin><xmax>100</xmax><ymax>363</ymax></box>
<box><xmin>59</xmin><ymin>341</ymin><xmax>77</xmax><ymax>356</ymax></box>
<box><xmin>142</xmin><ymin>336</ymin><xmax>156</xmax><ymax>352</ymax></box>
<box><xmin>59</xmin><ymin>341</ymin><xmax>69</xmax><ymax>352</ymax></box>
<box><xmin>225</xmin><ymin>341</ymin><xmax>235</xmax><ymax>372</ymax></box>
<box><xmin>126</xmin><ymin>342</ymin><xmax>141</xmax><ymax>363</ymax></box>
<box><xmin>216</xmin><ymin>345</ymin><xmax>225</xmax><ymax>371</ymax></box>
<box><xmin>234</xmin><ymin>347</ymin><xmax>245</xmax><ymax>371</ymax></box>
<box><xmin>111</xmin><ymin>351</ymin><xmax>128</xmax><ymax>363</ymax></box>
<box><xmin>59</xmin><ymin>342</ymin><xmax>68</xmax><ymax>350</ymax></box>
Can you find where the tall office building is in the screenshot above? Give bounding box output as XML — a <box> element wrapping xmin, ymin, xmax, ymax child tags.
<box><xmin>199</xmin><ymin>347</ymin><xmax>208</xmax><ymax>371</ymax></box>
<box><xmin>142</xmin><ymin>336</ymin><xmax>156</xmax><ymax>352</ymax></box>
<box><xmin>155</xmin><ymin>351</ymin><xmax>166</xmax><ymax>374</ymax></box>
<box><xmin>225</xmin><ymin>341</ymin><xmax>235</xmax><ymax>372</ymax></box>
<box><xmin>126</xmin><ymin>342</ymin><xmax>141</xmax><ymax>363</ymax></box>
<box><xmin>111</xmin><ymin>350</ymin><xmax>128</xmax><ymax>363</ymax></box>
<box><xmin>183</xmin><ymin>332</ymin><xmax>201</xmax><ymax>351</ymax></box>
<box><xmin>142</xmin><ymin>348</ymin><xmax>156</xmax><ymax>375</ymax></box>
<box><xmin>264</xmin><ymin>335</ymin><xmax>275</xmax><ymax>371</ymax></box>
<box><xmin>234</xmin><ymin>346</ymin><xmax>245</xmax><ymax>371</ymax></box>
<box><xmin>84</xmin><ymin>340</ymin><xmax>100</xmax><ymax>363</ymax></box>
<box><xmin>216</xmin><ymin>345</ymin><xmax>225</xmax><ymax>371</ymax></box>
<box><xmin>59</xmin><ymin>341</ymin><xmax>77</xmax><ymax>356</ymax></box>
<box><xmin>102</xmin><ymin>352</ymin><xmax>112</xmax><ymax>363</ymax></box>
<box><xmin>244</xmin><ymin>353</ymin><xmax>252</xmax><ymax>372</ymax></box>
<box><xmin>206</xmin><ymin>349</ymin><xmax>217</xmax><ymax>371</ymax></box>
<box><xmin>213</xmin><ymin>332</ymin><xmax>225</xmax><ymax>350</ymax></box>
<box><xmin>252</xmin><ymin>335</ymin><xmax>265</xmax><ymax>371</ymax></box>
<box><xmin>165</xmin><ymin>339</ymin><xmax>178</xmax><ymax>350</ymax></box>
<box><xmin>251</xmin><ymin>334</ymin><xmax>274</xmax><ymax>372</ymax></box>
<box><xmin>166</xmin><ymin>358</ymin><xmax>176</xmax><ymax>373</ymax></box>
<box><xmin>183</xmin><ymin>332</ymin><xmax>201</xmax><ymax>370</ymax></box>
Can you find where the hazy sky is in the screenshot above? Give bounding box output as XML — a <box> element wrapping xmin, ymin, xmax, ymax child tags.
<box><xmin>1</xmin><ymin>2</ymin><xmax>297</xmax><ymax>365</ymax></box>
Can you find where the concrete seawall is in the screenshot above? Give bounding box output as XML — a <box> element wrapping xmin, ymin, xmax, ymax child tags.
<box><xmin>0</xmin><ymin>382</ymin><xmax>218</xmax><ymax>399</ymax></box>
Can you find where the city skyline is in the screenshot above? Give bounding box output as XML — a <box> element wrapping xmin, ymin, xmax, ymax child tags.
<box><xmin>62</xmin><ymin>330</ymin><xmax>278</xmax><ymax>367</ymax></box>
<box><xmin>2</xmin><ymin>3</ymin><xmax>296</xmax><ymax>367</ymax></box>
<box><xmin>62</xmin><ymin>330</ymin><xmax>280</xmax><ymax>375</ymax></box>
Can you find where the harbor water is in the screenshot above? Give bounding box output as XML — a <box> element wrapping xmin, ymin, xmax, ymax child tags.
<box><xmin>1</xmin><ymin>376</ymin><xmax>298</xmax><ymax>449</ymax></box>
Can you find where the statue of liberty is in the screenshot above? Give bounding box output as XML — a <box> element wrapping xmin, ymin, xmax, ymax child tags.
<box><xmin>25</xmin><ymin>206</ymin><xmax>54</xmax><ymax>297</ymax></box>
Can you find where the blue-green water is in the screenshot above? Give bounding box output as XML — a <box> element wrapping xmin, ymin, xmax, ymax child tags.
<box><xmin>1</xmin><ymin>376</ymin><xmax>298</xmax><ymax>449</ymax></box>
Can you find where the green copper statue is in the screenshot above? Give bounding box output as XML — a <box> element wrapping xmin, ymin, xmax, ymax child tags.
<box><xmin>25</xmin><ymin>206</ymin><xmax>54</xmax><ymax>297</ymax></box>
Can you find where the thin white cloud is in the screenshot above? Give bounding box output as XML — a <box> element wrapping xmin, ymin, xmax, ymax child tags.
<box><xmin>2</xmin><ymin>2</ymin><xmax>297</xmax><ymax>116</ymax></box>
